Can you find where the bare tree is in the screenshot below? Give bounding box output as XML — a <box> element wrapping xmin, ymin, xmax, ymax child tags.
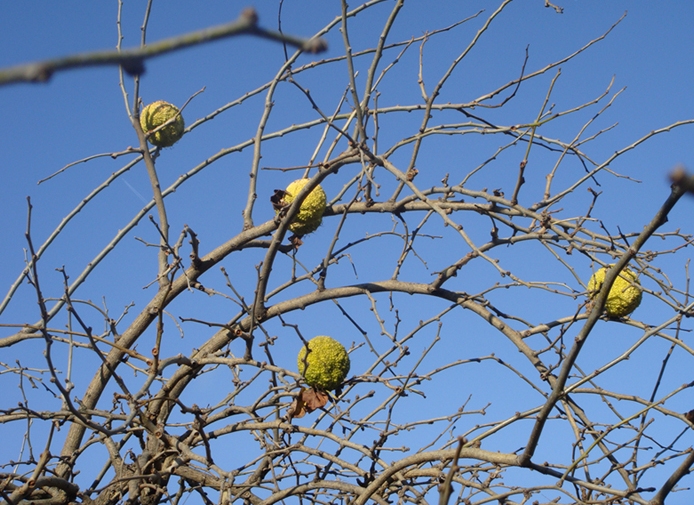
<box><xmin>1</xmin><ymin>2</ymin><xmax>694</xmax><ymax>505</ymax></box>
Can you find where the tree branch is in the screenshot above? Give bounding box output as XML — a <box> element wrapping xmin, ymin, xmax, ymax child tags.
<box><xmin>0</xmin><ymin>8</ymin><xmax>326</xmax><ymax>86</ymax></box>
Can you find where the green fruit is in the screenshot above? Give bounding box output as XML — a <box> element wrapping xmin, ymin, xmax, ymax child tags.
<box><xmin>139</xmin><ymin>100</ymin><xmax>184</xmax><ymax>147</ymax></box>
<box><xmin>587</xmin><ymin>266</ymin><xmax>642</xmax><ymax>318</ymax></box>
<box><xmin>297</xmin><ymin>336</ymin><xmax>350</xmax><ymax>391</ymax></box>
<box><xmin>279</xmin><ymin>179</ymin><xmax>327</xmax><ymax>236</ymax></box>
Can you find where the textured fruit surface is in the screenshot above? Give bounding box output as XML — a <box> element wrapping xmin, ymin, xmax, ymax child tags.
<box><xmin>588</xmin><ymin>266</ymin><xmax>642</xmax><ymax>318</ymax></box>
<box><xmin>297</xmin><ymin>336</ymin><xmax>350</xmax><ymax>391</ymax></box>
<box><xmin>140</xmin><ymin>101</ymin><xmax>185</xmax><ymax>147</ymax></box>
<box><xmin>280</xmin><ymin>179</ymin><xmax>327</xmax><ymax>235</ymax></box>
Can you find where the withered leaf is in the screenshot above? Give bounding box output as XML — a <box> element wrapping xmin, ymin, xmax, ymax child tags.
<box><xmin>271</xmin><ymin>190</ymin><xmax>287</xmax><ymax>212</ymax></box>
<box><xmin>286</xmin><ymin>388</ymin><xmax>329</xmax><ymax>421</ymax></box>
<box><xmin>286</xmin><ymin>393</ymin><xmax>307</xmax><ymax>420</ymax></box>
<box><xmin>302</xmin><ymin>388</ymin><xmax>329</xmax><ymax>412</ymax></box>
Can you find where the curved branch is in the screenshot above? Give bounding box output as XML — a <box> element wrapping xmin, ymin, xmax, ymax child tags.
<box><xmin>521</xmin><ymin>180</ymin><xmax>688</xmax><ymax>464</ymax></box>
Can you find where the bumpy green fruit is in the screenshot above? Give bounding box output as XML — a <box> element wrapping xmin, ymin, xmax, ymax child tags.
<box><xmin>297</xmin><ymin>336</ymin><xmax>350</xmax><ymax>391</ymax></box>
<box><xmin>588</xmin><ymin>266</ymin><xmax>642</xmax><ymax>318</ymax></box>
<box><xmin>280</xmin><ymin>179</ymin><xmax>327</xmax><ymax>235</ymax></box>
<box><xmin>140</xmin><ymin>101</ymin><xmax>185</xmax><ymax>147</ymax></box>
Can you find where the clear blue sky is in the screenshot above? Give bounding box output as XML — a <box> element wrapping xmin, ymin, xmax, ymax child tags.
<box><xmin>1</xmin><ymin>1</ymin><xmax>693</xmax><ymax>501</ymax></box>
<box><xmin>1</xmin><ymin>2</ymin><xmax>692</xmax><ymax>305</ymax></box>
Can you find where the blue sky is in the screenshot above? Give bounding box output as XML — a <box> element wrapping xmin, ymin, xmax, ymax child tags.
<box><xmin>1</xmin><ymin>1</ymin><xmax>694</xmax><ymax>501</ymax></box>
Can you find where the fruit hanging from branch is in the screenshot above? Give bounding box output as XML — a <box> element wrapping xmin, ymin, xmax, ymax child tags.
<box><xmin>139</xmin><ymin>100</ymin><xmax>185</xmax><ymax>147</ymax></box>
<box><xmin>588</xmin><ymin>266</ymin><xmax>643</xmax><ymax>318</ymax></box>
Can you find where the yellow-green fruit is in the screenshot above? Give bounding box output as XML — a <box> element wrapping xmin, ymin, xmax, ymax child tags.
<box><xmin>280</xmin><ymin>179</ymin><xmax>327</xmax><ymax>235</ymax></box>
<box><xmin>297</xmin><ymin>336</ymin><xmax>350</xmax><ymax>391</ymax></box>
<box><xmin>587</xmin><ymin>266</ymin><xmax>642</xmax><ymax>318</ymax></box>
<box><xmin>139</xmin><ymin>101</ymin><xmax>185</xmax><ymax>147</ymax></box>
